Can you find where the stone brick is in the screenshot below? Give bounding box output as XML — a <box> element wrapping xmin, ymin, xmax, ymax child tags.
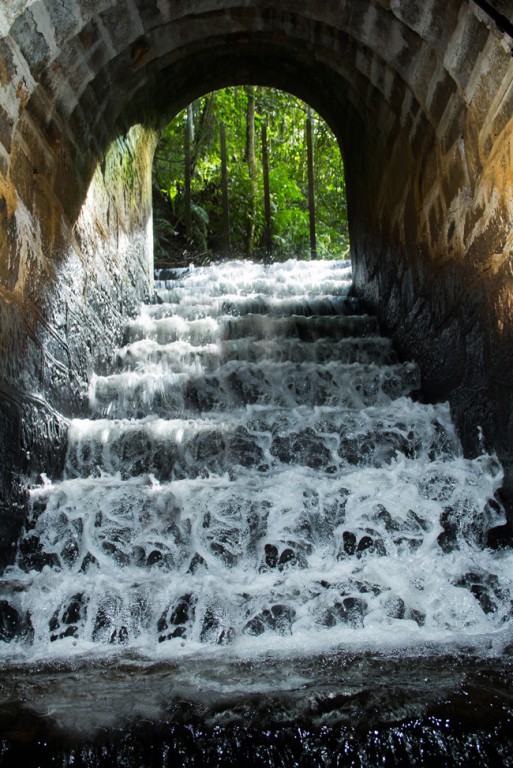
<box><xmin>76</xmin><ymin>0</ymin><xmax>113</xmax><ymax>17</ymax></box>
<box><xmin>90</xmin><ymin>64</ymin><xmax>113</xmax><ymax>109</ymax></box>
<box><xmin>0</xmin><ymin>104</ymin><xmax>14</xmax><ymax>154</ymax></box>
<box><xmin>441</xmin><ymin>147</ymin><xmax>467</xmax><ymax>206</ymax></box>
<box><xmin>428</xmin><ymin>72</ymin><xmax>457</xmax><ymax>126</ymax></box>
<box><xmin>62</xmin><ymin>43</ymin><xmax>93</xmax><ymax>98</ymax></box>
<box><xmin>424</xmin><ymin>0</ymin><xmax>461</xmax><ymax>48</ymax></box>
<box><xmin>78</xmin><ymin>16</ymin><xmax>103</xmax><ymax>51</ymax></box>
<box><xmin>0</xmin><ymin>37</ymin><xmax>17</xmax><ymax>88</ymax></box>
<box><xmin>76</xmin><ymin>83</ymin><xmax>100</xmax><ymax>125</ymax></box>
<box><xmin>462</xmin><ymin>122</ymin><xmax>483</xmax><ymax>182</ymax></box>
<box><xmin>443</xmin><ymin>103</ymin><xmax>466</xmax><ymax>150</ymax></box>
<box><xmin>427</xmin><ymin>197</ymin><xmax>445</xmax><ymax>244</ymax></box>
<box><xmin>413</xmin><ymin>42</ymin><xmax>440</xmax><ymax>109</ymax></box>
<box><xmin>437</xmin><ymin>95</ymin><xmax>465</xmax><ymax>151</ymax></box>
<box><xmin>99</xmin><ymin>0</ymin><xmax>142</xmax><ymax>51</ymax></box>
<box><xmin>410</xmin><ymin>110</ymin><xmax>432</xmax><ymax>157</ymax></box>
<box><xmin>137</xmin><ymin>0</ymin><xmax>165</xmax><ymax>29</ymax></box>
<box><xmin>345</xmin><ymin>1</ymin><xmax>369</xmax><ymax>41</ymax></box>
<box><xmin>447</xmin><ymin>10</ymin><xmax>490</xmax><ymax>89</ymax></box>
<box><xmin>394</xmin><ymin>23</ymin><xmax>423</xmax><ymax>80</ymax></box>
<box><xmin>67</xmin><ymin>102</ymin><xmax>93</xmax><ymax>153</ymax></box>
<box><xmin>10</xmin><ymin>9</ymin><xmax>51</xmax><ymax>79</ymax></box>
<box><xmin>13</xmin><ymin>112</ymin><xmax>56</xmax><ymax>187</ymax></box>
<box><xmin>24</xmin><ymin>84</ymin><xmax>54</xmax><ymax>129</ymax></box>
<box><xmin>487</xmin><ymin>80</ymin><xmax>513</xmax><ymax>150</ymax></box>
<box><xmin>44</xmin><ymin>0</ymin><xmax>82</xmax><ymax>46</ymax></box>
<box><xmin>86</xmin><ymin>36</ymin><xmax>111</xmax><ymax>74</ymax></box>
<box><xmin>52</xmin><ymin>143</ymin><xmax>88</xmax><ymax>223</ymax></box>
<box><xmin>391</xmin><ymin>0</ymin><xmax>424</xmax><ymax>32</ymax></box>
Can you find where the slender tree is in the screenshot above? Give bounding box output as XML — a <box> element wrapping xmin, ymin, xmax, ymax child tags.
<box><xmin>220</xmin><ymin>121</ymin><xmax>231</xmax><ymax>253</ymax></box>
<box><xmin>306</xmin><ymin>107</ymin><xmax>317</xmax><ymax>260</ymax></box>
<box><xmin>184</xmin><ymin>105</ymin><xmax>193</xmax><ymax>242</ymax></box>
<box><xmin>245</xmin><ymin>85</ymin><xmax>257</xmax><ymax>254</ymax></box>
<box><xmin>261</xmin><ymin>123</ymin><xmax>273</xmax><ymax>256</ymax></box>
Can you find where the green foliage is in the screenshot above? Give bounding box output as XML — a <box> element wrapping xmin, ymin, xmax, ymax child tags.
<box><xmin>153</xmin><ymin>87</ymin><xmax>349</xmax><ymax>265</ymax></box>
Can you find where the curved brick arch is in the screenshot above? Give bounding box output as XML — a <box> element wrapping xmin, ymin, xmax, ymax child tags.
<box><xmin>1</xmin><ymin>0</ymin><xmax>513</xmax><ymax>553</ymax></box>
<box><xmin>7</xmin><ymin>5</ymin><xmax>431</xmax><ymax>214</ymax></box>
<box><xmin>2</xmin><ymin>3</ymin><xmax>470</xmax><ymax>204</ymax></box>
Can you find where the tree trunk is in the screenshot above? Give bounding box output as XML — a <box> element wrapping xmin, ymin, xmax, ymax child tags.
<box><xmin>245</xmin><ymin>86</ymin><xmax>257</xmax><ymax>255</ymax></box>
<box><xmin>306</xmin><ymin>107</ymin><xmax>317</xmax><ymax>260</ymax></box>
<box><xmin>191</xmin><ymin>93</ymin><xmax>216</xmax><ymax>176</ymax></box>
<box><xmin>261</xmin><ymin>123</ymin><xmax>272</xmax><ymax>256</ymax></box>
<box><xmin>184</xmin><ymin>105</ymin><xmax>193</xmax><ymax>243</ymax></box>
<box><xmin>220</xmin><ymin>122</ymin><xmax>231</xmax><ymax>253</ymax></box>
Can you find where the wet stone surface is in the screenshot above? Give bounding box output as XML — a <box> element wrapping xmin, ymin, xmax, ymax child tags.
<box><xmin>0</xmin><ymin>651</ymin><xmax>512</xmax><ymax>766</ymax></box>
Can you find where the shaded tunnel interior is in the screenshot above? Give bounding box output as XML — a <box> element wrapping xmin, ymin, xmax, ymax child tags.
<box><xmin>1</xmin><ymin>0</ymin><xmax>513</xmax><ymax>556</ymax></box>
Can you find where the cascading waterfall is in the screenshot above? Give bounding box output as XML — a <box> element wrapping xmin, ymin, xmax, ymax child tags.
<box><xmin>1</xmin><ymin>258</ymin><xmax>513</xmax><ymax>767</ymax></box>
<box><xmin>2</xmin><ymin>257</ymin><xmax>511</xmax><ymax>661</ymax></box>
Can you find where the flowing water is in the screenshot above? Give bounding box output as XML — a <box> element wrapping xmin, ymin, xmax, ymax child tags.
<box><xmin>1</xmin><ymin>258</ymin><xmax>512</xmax><ymax>765</ymax></box>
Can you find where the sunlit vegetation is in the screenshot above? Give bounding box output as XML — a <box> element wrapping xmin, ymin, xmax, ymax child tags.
<box><xmin>153</xmin><ymin>87</ymin><xmax>349</xmax><ymax>266</ymax></box>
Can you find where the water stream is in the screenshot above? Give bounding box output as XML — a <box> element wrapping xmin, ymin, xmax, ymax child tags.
<box><xmin>1</xmin><ymin>258</ymin><xmax>512</xmax><ymax>764</ymax></box>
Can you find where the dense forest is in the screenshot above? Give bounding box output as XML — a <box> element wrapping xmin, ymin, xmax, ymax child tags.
<box><xmin>152</xmin><ymin>87</ymin><xmax>349</xmax><ymax>266</ymax></box>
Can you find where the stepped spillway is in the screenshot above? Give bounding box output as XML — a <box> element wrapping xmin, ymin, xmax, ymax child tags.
<box><xmin>1</xmin><ymin>258</ymin><xmax>512</xmax><ymax>662</ymax></box>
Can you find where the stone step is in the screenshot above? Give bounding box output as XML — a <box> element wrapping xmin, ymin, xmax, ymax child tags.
<box><xmin>125</xmin><ymin>313</ymin><xmax>379</xmax><ymax>346</ymax></box>
<box><xmin>65</xmin><ymin>399</ymin><xmax>457</xmax><ymax>481</ymax></box>
<box><xmin>90</xmin><ymin>361</ymin><xmax>420</xmax><ymax>419</ymax></box>
<box><xmin>147</xmin><ymin>294</ymin><xmax>361</xmax><ymax>320</ymax></box>
<box><xmin>6</xmin><ymin>450</ymin><xmax>503</xmax><ymax>647</ymax></box>
<box><xmin>153</xmin><ymin>260</ymin><xmax>352</xmax><ymax>302</ymax></box>
<box><xmin>114</xmin><ymin>336</ymin><xmax>398</xmax><ymax>373</ymax></box>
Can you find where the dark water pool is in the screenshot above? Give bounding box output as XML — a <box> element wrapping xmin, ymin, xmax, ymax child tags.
<box><xmin>0</xmin><ymin>649</ymin><xmax>512</xmax><ymax>766</ymax></box>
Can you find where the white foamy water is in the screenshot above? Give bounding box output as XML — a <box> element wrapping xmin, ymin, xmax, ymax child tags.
<box><xmin>1</xmin><ymin>258</ymin><xmax>512</xmax><ymax>663</ymax></box>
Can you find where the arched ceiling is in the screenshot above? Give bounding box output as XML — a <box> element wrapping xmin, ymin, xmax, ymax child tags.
<box><xmin>1</xmin><ymin>0</ymin><xmax>509</xmax><ymax>221</ymax></box>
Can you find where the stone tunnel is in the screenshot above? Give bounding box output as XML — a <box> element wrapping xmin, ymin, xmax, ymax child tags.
<box><xmin>1</xmin><ymin>0</ymin><xmax>513</xmax><ymax>560</ymax></box>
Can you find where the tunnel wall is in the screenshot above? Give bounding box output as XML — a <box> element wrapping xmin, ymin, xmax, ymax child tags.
<box><xmin>1</xmin><ymin>0</ymin><xmax>513</xmax><ymax>559</ymax></box>
<box><xmin>347</xmin><ymin>10</ymin><xmax>513</xmax><ymax>496</ymax></box>
<box><xmin>0</xmin><ymin>113</ymin><xmax>155</xmax><ymax>561</ymax></box>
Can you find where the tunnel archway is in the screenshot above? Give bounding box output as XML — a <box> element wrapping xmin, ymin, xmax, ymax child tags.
<box><xmin>152</xmin><ymin>86</ymin><xmax>349</xmax><ymax>263</ymax></box>
<box><xmin>3</xmin><ymin>1</ymin><xmax>492</xmax><ymax>251</ymax></box>
<box><xmin>1</xmin><ymin>1</ymin><xmax>513</xmax><ymax>548</ymax></box>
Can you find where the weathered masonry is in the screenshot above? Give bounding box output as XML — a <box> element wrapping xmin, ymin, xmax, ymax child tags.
<box><xmin>1</xmin><ymin>0</ymin><xmax>513</xmax><ymax>555</ymax></box>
